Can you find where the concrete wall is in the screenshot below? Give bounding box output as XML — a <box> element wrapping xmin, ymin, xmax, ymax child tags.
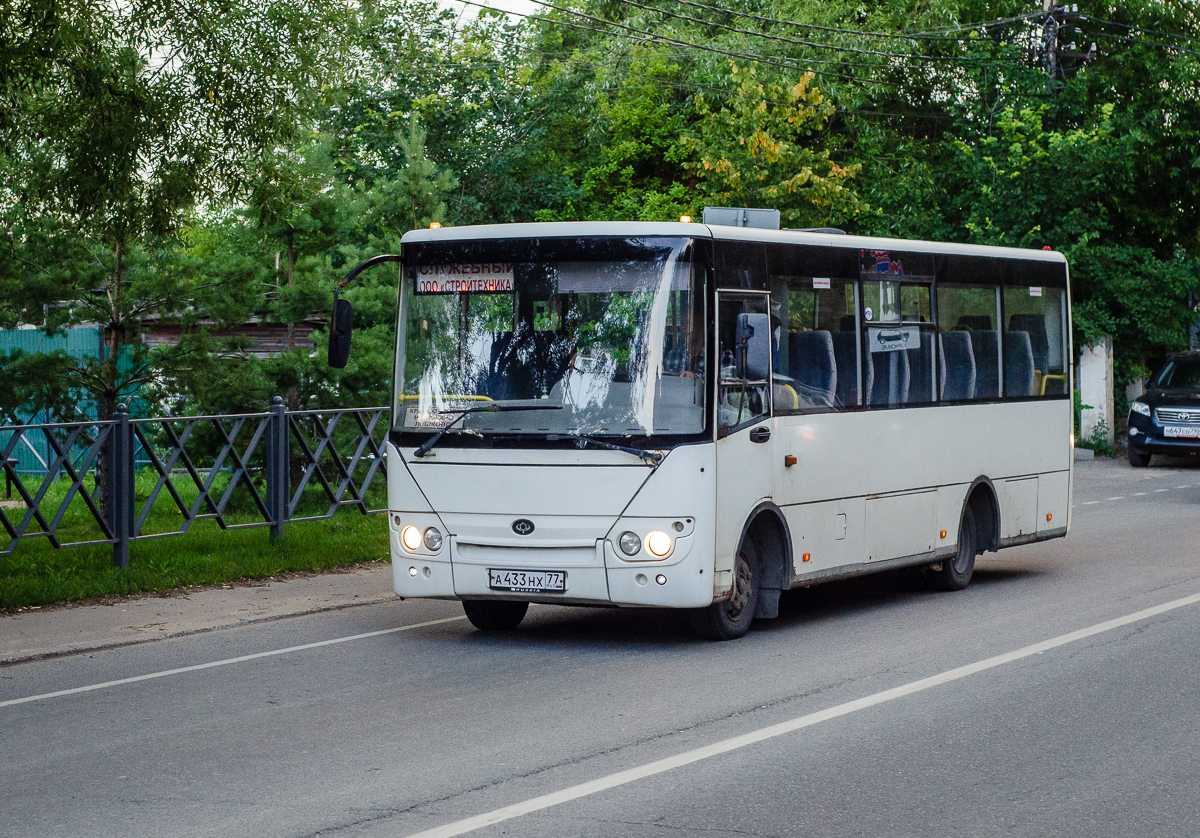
<box><xmin>1078</xmin><ymin>337</ymin><xmax>1114</xmax><ymax>446</ymax></box>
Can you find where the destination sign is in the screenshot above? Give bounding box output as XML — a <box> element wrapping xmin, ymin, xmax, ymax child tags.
<box><xmin>415</xmin><ymin>263</ymin><xmax>514</xmax><ymax>293</ymax></box>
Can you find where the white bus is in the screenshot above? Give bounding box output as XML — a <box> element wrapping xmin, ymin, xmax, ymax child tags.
<box><xmin>332</xmin><ymin>218</ymin><xmax>1072</xmax><ymax>639</ymax></box>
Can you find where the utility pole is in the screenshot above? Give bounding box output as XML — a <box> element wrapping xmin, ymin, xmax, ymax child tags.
<box><xmin>1038</xmin><ymin>2</ymin><xmax>1097</xmax><ymax>86</ymax></box>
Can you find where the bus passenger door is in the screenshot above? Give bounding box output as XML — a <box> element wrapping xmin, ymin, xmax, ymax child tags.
<box><xmin>713</xmin><ymin>292</ymin><xmax>776</xmax><ymax>599</ymax></box>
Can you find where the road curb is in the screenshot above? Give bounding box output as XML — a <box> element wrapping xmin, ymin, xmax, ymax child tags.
<box><xmin>0</xmin><ymin>563</ymin><xmax>398</xmax><ymax>666</ymax></box>
<box><xmin>0</xmin><ymin>593</ymin><xmax>397</xmax><ymax>667</ymax></box>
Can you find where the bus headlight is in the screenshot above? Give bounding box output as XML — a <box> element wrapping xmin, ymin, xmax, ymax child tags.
<box><xmin>619</xmin><ymin>531</ymin><xmax>641</xmax><ymax>556</ymax></box>
<box><xmin>646</xmin><ymin>531</ymin><xmax>673</xmax><ymax>557</ymax></box>
<box><xmin>401</xmin><ymin>525</ymin><xmax>422</xmax><ymax>552</ymax></box>
<box><xmin>423</xmin><ymin>527</ymin><xmax>443</xmax><ymax>551</ymax></box>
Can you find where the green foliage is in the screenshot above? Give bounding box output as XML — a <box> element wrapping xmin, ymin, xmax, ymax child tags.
<box><xmin>2</xmin><ymin>0</ymin><xmax>1200</xmax><ymax>424</ymax></box>
<box><xmin>682</xmin><ymin>65</ymin><xmax>863</xmax><ymax>227</ymax></box>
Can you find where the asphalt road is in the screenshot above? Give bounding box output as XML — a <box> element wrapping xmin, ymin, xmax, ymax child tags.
<box><xmin>4</xmin><ymin>456</ymin><xmax>1200</xmax><ymax>838</ymax></box>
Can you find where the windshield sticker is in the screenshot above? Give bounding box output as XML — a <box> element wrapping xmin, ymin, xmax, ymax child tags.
<box><xmin>864</xmin><ymin>306</ymin><xmax>873</xmax><ymax>321</ymax></box>
<box><xmin>868</xmin><ymin>325</ymin><xmax>919</xmax><ymax>353</ymax></box>
<box><xmin>870</xmin><ymin>250</ymin><xmax>903</xmax><ymax>276</ymax></box>
<box><xmin>416</xmin><ymin>263</ymin><xmax>514</xmax><ymax>294</ymax></box>
<box><xmin>1030</xmin><ymin>286</ymin><xmax>1043</xmax><ymax>297</ymax></box>
<box><xmin>813</xmin><ymin>277</ymin><xmax>831</xmax><ymax>290</ymax></box>
<box><xmin>402</xmin><ymin>406</ymin><xmax>458</xmax><ymax>429</ymax></box>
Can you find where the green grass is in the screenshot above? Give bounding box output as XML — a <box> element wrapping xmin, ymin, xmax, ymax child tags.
<box><xmin>0</xmin><ymin>470</ymin><xmax>390</xmax><ymax>611</ymax></box>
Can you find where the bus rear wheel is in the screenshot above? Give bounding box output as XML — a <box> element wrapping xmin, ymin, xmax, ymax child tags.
<box><xmin>462</xmin><ymin>600</ymin><xmax>529</xmax><ymax>631</ymax></box>
<box><xmin>926</xmin><ymin>506</ymin><xmax>978</xmax><ymax>592</ymax></box>
<box><xmin>691</xmin><ymin>539</ymin><xmax>759</xmax><ymax>641</ymax></box>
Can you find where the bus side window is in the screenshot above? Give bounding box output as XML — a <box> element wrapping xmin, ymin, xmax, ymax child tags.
<box><xmin>1004</xmin><ymin>285</ymin><xmax>1068</xmax><ymax>397</ymax></box>
<box><xmin>937</xmin><ymin>285</ymin><xmax>1001</xmax><ymax>401</ymax></box>
<box><xmin>771</xmin><ymin>276</ymin><xmax>858</xmax><ymax>412</ymax></box>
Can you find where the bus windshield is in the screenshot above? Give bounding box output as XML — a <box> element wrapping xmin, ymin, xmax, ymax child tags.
<box><xmin>396</xmin><ymin>236</ymin><xmax>706</xmax><ymax>440</ymax></box>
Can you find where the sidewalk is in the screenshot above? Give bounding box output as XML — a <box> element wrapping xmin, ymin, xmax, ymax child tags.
<box><xmin>0</xmin><ymin>563</ymin><xmax>396</xmax><ymax>665</ymax></box>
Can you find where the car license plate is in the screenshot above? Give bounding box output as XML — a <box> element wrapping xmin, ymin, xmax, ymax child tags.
<box><xmin>488</xmin><ymin>569</ymin><xmax>566</xmax><ymax>593</ymax></box>
<box><xmin>1164</xmin><ymin>425</ymin><xmax>1200</xmax><ymax>438</ymax></box>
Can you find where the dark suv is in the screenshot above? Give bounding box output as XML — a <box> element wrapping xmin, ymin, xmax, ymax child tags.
<box><xmin>1127</xmin><ymin>352</ymin><xmax>1200</xmax><ymax>466</ymax></box>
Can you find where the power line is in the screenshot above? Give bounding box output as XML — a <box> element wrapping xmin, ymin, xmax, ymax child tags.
<box><xmin>606</xmin><ymin>0</ymin><xmax>984</xmax><ymax>63</ymax></box>
<box><xmin>1089</xmin><ymin>29</ymin><xmax>1200</xmax><ymax>57</ymax></box>
<box><xmin>1078</xmin><ymin>14</ymin><xmax>1200</xmax><ymax>47</ymax></box>
<box><xmin>457</xmin><ymin>0</ymin><xmax>912</xmax><ymax>89</ymax></box>
<box><xmin>647</xmin><ymin>0</ymin><xmax>1045</xmax><ymax>43</ymax></box>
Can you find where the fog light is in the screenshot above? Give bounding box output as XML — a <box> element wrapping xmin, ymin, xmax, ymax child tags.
<box><xmin>646</xmin><ymin>531</ymin><xmax>672</xmax><ymax>557</ymax></box>
<box><xmin>401</xmin><ymin>525</ymin><xmax>422</xmax><ymax>551</ymax></box>
<box><xmin>423</xmin><ymin>527</ymin><xmax>443</xmax><ymax>551</ymax></box>
<box><xmin>408</xmin><ymin>566</ymin><xmax>417</xmax><ymax>577</ymax></box>
<box><xmin>619</xmin><ymin>531</ymin><xmax>641</xmax><ymax>556</ymax></box>
<box><xmin>655</xmin><ymin>574</ymin><xmax>667</xmax><ymax>585</ymax></box>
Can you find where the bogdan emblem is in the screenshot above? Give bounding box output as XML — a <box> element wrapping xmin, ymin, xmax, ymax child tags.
<box><xmin>511</xmin><ymin>519</ymin><xmax>535</xmax><ymax>535</ymax></box>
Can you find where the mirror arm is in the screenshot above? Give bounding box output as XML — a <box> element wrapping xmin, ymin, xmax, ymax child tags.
<box><xmin>337</xmin><ymin>253</ymin><xmax>403</xmax><ymax>291</ymax></box>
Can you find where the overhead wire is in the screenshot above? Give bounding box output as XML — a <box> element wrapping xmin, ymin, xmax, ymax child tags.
<box><xmin>647</xmin><ymin>0</ymin><xmax>1045</xmax><ymax>43</ymax></box>
<box><xmin>453</xmin><ymin>0</ymin><xmax>913</xmax><ymax>89</ymax></box>
<box><xmin>1077</xmin><ymin>14</ymin><xmax>1200</xmax><ymax>47</ymax></box>
<box><xmin>605</xmin><ymin>0</ymin><xmax>983</xmax><ymax>62</ymax></box>
<box><xmin>1087</xmin><ymin>29</ymin><xmax>1200</xmax><ymax>58</ymax></box>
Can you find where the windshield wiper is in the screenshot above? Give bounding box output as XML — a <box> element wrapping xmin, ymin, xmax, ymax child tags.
<box><xmin>413</xmin><ymin>404</ymin><xmax>562</xmax><ymax>458</ymax></box>
<box><xmin>547</xmin><ymin>433</ymin><xmax>663</xmax><ymax>465</ymax></box>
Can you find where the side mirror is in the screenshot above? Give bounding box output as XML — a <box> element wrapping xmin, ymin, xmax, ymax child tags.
<box><xmin>328</xmin><ymin>298</ymin><xmax>352</xmax><ymax>369</ymax></box>
<box><xmin>735</xmin><ymin>313</ymin><xmax>772</xmax><ymax>381</ymax></box>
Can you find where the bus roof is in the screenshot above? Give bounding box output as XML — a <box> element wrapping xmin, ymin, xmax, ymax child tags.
<box><xmin>400</xmin><ymin>221</ymin><xmax>1067</xmax><ymax>263</ymax></box>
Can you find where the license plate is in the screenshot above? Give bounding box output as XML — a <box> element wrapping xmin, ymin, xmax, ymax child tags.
<box><xmin>1164</xmin><ymin>425</ymin><xmax>1200</xmax><ymax>438</ymax></box>
<box><xmin>488</xmin><ymin>569</ymin><xmax>566</xmax><ymax>593</ymax></box>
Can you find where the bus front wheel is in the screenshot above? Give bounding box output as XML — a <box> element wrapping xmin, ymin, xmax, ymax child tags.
<box><xmin>926</xmin><ymin>506</ymin><xmax>978</xmax><ymax>592</ymax></box>
<box><xmin>691</xmin><ymin>539</ymin><xmax>760</xmax><ymax>641</ymax></box>
<box><xmin>462</xmin><ymin>600</ymin><xmax>529</xmax><ymax>631</ymax></box>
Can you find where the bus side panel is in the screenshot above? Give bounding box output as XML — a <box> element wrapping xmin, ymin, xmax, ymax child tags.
<box><xmin>865</xmin><ymin>490</ymin><xmax>935</xmax><ymax>562</ymax></box>
<box><xmin>1037</xmin><ymin>470</ymin><xmax>1070</xmax><ymax>535</ymax></box>
<box><xmin>783</xmin><ymin>496</ymin><xmax>865</xmax><ymax>576</ymax></box>
<box><xmin>1001</xmin><ymin>476</ymin><xmax>1040</xmax><ymax>539</ymax></box>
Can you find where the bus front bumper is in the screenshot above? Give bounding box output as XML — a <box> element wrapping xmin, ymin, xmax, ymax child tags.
<box><xmin>391</xmin><ymin>532</ymin><xmax>713</xmax><ymax>608</ymax></box>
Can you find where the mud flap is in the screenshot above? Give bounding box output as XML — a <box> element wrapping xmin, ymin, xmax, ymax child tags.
<box><xmin>755</xmin><ymin>587</ymin><xmax>780</xmax><ymax>619</ymax></box>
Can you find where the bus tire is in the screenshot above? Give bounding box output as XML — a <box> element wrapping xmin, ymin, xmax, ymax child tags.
<box><xmin>1128</xmin><ymin>447</ymin><xmax>1151</xmax><ymax>468</ymax></box>
<box><xmin>462</xmin><ymin>600</ymin><xmax>529</xmax><ymax>630</ymax></box>
<box><xmin>690</xmin><ymin>538</ymin><xmax>760</xmax><ymax>641</ymax></box>
<box><xmin>927</xmin><ymin>506</ymin><xmax>978</xmax><ymax>592</ymax></box>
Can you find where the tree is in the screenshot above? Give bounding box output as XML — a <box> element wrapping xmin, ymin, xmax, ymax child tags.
<box><xmin>681</xmin><ymin>64</ymin><xmax>863</xmax><ymax>227</ymax></box>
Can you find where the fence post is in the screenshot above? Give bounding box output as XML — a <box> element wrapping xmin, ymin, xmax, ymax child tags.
<box><xmin>110</xmin><ymin>403</ymin><xmax>134</xmax><ymax>568</ymax></box>
<box><xmin>266</xmin><ymin>396</ymin><xmax>289</xmax><ymax>542</ymax></box>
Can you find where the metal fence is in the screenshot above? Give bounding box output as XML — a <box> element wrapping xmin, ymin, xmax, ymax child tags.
<box><xmin>0</xmin><ymin>398</ymin><xmax>388</xmax><ymax>566</ymax></box>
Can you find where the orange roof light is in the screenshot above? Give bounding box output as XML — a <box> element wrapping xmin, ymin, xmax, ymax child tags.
<box><xmin>679</xmin><ymin>215</ymin><xmax>692</xmax><ymax>223</ymax></box>
<box><xmin>429</xmin><ymin>221</ymin><xmax>442</xmax><ymax>229</ymax></box>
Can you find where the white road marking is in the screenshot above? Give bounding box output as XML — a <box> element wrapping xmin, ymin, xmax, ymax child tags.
<box><xmin>0</xmin><ymin>616</ymin><xmax>467</xmax><ymax>709</ymax></box>
<box><xmin>1080</xmin><ymin>500</ymin><xmax>1101</xmax><ymax>505</ymax></box>
<box><xmin>1154</xmin><ymin>488</ymin><xmax>1170</xmax><ymax>493</ymax></box>
<box><xmin>1176</xmin><ymin>485</ymin><xmax>1192</xmax><ymax>489</ymax></box>
<box><xmin>1106</xmin><ymin>497</ymin><xmax>1126</xmax><ymax>501</ymax></box>
<box><xmin>402</xmin><ymin>590</ymin><xmax>1200</xmax><ymax>838</ymax></box>
<box><xmin>1133</xmin><ymin>492</ymin><xmax>1148</xmax><ymax>496</ymax></box>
